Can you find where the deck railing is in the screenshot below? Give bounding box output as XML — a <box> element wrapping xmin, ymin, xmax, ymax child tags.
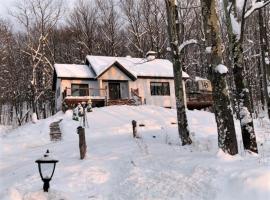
<box><xmin>63</xmin><ymin>87</ymin><xmax>107</xmax><ymax>99</ymax></box>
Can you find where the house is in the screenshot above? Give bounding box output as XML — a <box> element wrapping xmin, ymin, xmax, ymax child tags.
<box><xmin>185</xmin><ymin>76</ymin><xmax>213</xmax><ymax>110</ymax></box>
<box><xmin>53</xmin><ymin>53</ymin><xmax>190</xmax><ymax>111</ymax></box>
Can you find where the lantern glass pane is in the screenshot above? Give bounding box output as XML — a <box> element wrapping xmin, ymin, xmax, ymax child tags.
<box><xmin>40</xmin><ymin>163</ymin><xmax>54</xmax><ymax>179</ymax></box>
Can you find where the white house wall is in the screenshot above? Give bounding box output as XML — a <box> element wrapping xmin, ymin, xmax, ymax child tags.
<box><xmin>129</xmin><ymin>78</ymin><xmax>176</xmax><ymax>108</ymax></box>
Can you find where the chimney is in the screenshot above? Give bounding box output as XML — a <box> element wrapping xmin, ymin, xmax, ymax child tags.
<box><xmin>146</xmin><ymin>51</ymin><xmax>157</xmax><ymax>61</ymax></box>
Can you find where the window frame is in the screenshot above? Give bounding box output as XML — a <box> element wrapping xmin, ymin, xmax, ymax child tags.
<box><xmin>150</xmin><ymin>82</ymin><xmax>170</xmax><ymax>96</ymax></box>
<box><xmin>71</xmin><ymin>84</ymin><xmax>89</xmax><ymax>96</ymax></box>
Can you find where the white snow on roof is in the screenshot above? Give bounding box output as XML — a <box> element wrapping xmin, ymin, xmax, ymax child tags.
<box><xmin>54</xmin><ymin>64</ymin><xmax>95</xmax><ymax>78</ymax></box>
<box><xmin>195</xmin><ymin>76</ymin><xmax>208</xmax><ymax>81</ymax></box>
<box><xmin>86</xmin><ymin>55</ymin><xmax>189</xmax><ymax>78</ymax></box>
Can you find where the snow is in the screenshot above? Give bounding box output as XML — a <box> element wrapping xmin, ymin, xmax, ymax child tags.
<box><xmin>1</xmin><ymin>105</ymin><xmax>270</xmax><ymax>200</ymax></box>
<box><xmin>230</xmin><ymin>14</ymin><xmax>241</xmax><ymax>39</ymax></box>
<box><xmin>244</xmin><ymin>1</ymin><xmax>267</xmax><ymax>19</ymax></box>
<box><xmin>64</xmin><ymin>96</ymin><xmax>105</xmax><ymax>100</ymax></box>
<box><xmin>215</xmin><ymin>64</ymin><xmax>229</xmax><ymax>74</ymax></box>
<box><xmin>195</xmin><ymin>76</ymin><xmax>208</xmax><ymax>81</ymax></box>
<box><xmin>31</xmin><ymin>113</ymin><xmax>38</xmax><ymax>123</ymax></box>
<box><xmin>239</xmin><ymin>106</ymin><xmax>252</xmax><ymax>125</ymax></box>
<box><xmin>236</xmin><ymin>0</ymin><xmax>245</xmax><ymax>10</ymax></box>
<box><xmin>265</xmin><ymin>57</ymin><xmax>269</xmax><ymax>65</ymax></box>
<box><xmin>54</xmin><ymin>64</ymin><xmax>95</xmax><ymax>78</ymax></box>
<box><xmin>205</xmin><ymin>46</ymin><xmax>212</xmax><ymax>54</ymax></box>
<box><xmin>178</xmin><ymin>39</ymin><xmax>198</xmax><ymax>53</ymax></box>
<box><xmin>86</xmin><ymin>55</ymin><xmax>190</xmax><ymax>79</ymax></box>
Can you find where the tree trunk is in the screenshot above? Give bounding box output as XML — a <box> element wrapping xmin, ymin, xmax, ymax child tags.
<box><xmin>201</xmin><ymin>0</ymin><xmax>238</xmax><ymax>155</ymax></box>
<box><xmin>258</xmin><ymin>7</ymin><xmax>270</xmax><ymax>119</ymax></box>
<box><xmin>223</xmin><ymin>0</ymin><xmax>258</xmax><ymax>153</ymax></box>
<box><xmin>233</xmin><ymin>42</ymin><xmax>258</xmax><ymax>153</ymax></box>
<box><xmin>165</xmin><ymin>0</ymin><xmax>192</xmax><ymax>145</ymax></box>
<box><xmin>257</xmin><ymin>56</ymin><xmax>265</xmax><ymax>108</ymax></box>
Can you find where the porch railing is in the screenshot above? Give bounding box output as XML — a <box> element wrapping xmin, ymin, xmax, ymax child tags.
<box><xmin>62</xmin><ymin>87</ymin><xmax>107</xmax><ymax>99</ymax></box>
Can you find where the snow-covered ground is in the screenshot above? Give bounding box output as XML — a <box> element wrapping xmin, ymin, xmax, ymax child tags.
<box><xmin>0</xmin><ymin>105</ymin><xmax>270</xmax><ymax>200</ymax></box>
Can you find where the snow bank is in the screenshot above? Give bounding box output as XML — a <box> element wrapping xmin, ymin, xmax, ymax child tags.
<box><xmin>1</xmin><ymin>105</ymin><xmax>269</xmax><ymax>200</ymax></box>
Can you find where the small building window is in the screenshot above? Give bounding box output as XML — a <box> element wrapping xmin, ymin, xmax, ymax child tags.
<box><xmin>57</xmin><ymin>88</ymin><xmax>60</xmax><ymax>98</ymax></box>
<box><xmin>71</xmin><ymin>84</ymin><xmax>89</xmax><ymax>96</ymax></box>
<box><xmin>150</xmin><ymin>82</ymin><xmax>170</xmax><ymax>96</ymax></box>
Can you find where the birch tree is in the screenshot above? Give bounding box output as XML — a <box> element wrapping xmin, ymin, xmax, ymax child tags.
<box><xmin>11</xmin><ymin>0</ymin><xmax>63</xmax><ymax>120</ymax></box>
<box><xmin>165</xmin><ymin>0</ymin><xmax>192</xmax><ymax>145</ymax></box>
<box><xmin>201</xmin><ymin>0</ymin><xmax>238</xmax><ymax>155</ymax></box>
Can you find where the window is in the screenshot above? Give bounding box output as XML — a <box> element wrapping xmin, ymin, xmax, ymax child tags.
<box><xmin>150</xmin><ymin>82</ymin><xmax>170</xmax><ymax>96</ymax></box>
<box><xmin>57</xmin><ymin>88</ymin><xmax>60</xmax><ymax>98</ymax></box>
<box><xmin>71</xmin><ymin>84</ymin><xmax>89</xmax><ymax>96</ymax></box>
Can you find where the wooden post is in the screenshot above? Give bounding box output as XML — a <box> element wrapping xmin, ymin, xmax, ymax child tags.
<box><xmin>132</xmin><ymin>120</ymin><xmax>137</xmax><ymax>138</ymax></box>
<box><xmin>77</xmin><ymin>126</ymin><xmax>87</xmax><ymax>159</ymax></box>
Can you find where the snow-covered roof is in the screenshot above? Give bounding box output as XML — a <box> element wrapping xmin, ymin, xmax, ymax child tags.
<box><xmin>54</xmin><ymin>64</ymin><xmax>95</xmax><ymax>78</ymax></box>
<box><xmin>86</xmin><ymin>55</ymin><xmax>189</xmax><ymax>79</ymax></box>
<box><xmin>195</xmin><ymin>76</ymin><xmax>208</xmax><ymax>81</ymax></box>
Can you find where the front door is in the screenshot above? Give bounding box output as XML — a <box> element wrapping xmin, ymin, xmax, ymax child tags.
<box><xmin>108</xmin><ymin>82</ymin><xmax>121</xmax><ymax>99</ymax></box>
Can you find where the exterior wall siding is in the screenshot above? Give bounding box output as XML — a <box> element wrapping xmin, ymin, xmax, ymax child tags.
<box><xmin>129</xmin><ymin>78</ymin><xmax>177</xmax><ymax>108</ymax></box>
<box><xmin>99</xmin><ymin>65</ymin><xmax>131</xmax><ymax>81</ymax></box>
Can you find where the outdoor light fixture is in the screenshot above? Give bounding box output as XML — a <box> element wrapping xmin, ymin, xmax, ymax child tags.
<box><xmin>35</xmin><ymin>149</ymin><xmax>58</xmax><ymax>192</ymax></box>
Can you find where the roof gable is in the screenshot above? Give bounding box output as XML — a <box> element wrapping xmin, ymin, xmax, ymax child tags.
<box><xmin>97</xmin><ymin>61</ymin><xmax>136</xmax><ymax>81</ymax></box>
<box><xmin>86</xmin><ymin>55</ymin><xmax>189</xmax><ymax>79</ymax></box>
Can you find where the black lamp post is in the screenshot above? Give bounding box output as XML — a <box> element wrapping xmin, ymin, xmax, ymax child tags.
<box><xmin>35</xmin><ymin>149</ymin><xmax>58</xmax><ymax>192</ymax></box>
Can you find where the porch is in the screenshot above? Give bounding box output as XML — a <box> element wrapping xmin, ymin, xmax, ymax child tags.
<box><xmin>62</xmin><ymin>84</ymin><xmax>142</xmax><ymax>109</ymax></box>
<box><xmin>62</xmin><ymin>87</ymin><xmax>107</xmax><ymax>108</ymax></box>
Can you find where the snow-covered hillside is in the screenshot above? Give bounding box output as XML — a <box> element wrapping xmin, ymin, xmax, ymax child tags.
<box><xmin>0</xmin><ymin>105</ymin><xmax>270</xmax><ymax>200</ymax></box>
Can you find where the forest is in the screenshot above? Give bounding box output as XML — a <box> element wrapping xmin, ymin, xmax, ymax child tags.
<box><xmin>0</xmin><ymin>0</ymin><xmax>269</xmax><ymax>154</ymax></box>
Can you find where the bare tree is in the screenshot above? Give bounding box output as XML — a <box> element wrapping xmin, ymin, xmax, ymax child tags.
<box><xmin>165</xmin><ymin>0</ymin><xmax>192</xmax><ymax>145</ymax></box>
<box><xmin>11</xmin><ymin>0</ymin><xmax>63</xmax><ymax>120</ymax></box>
<box><xmin>258</xmin><ymin>4</ymin><xmax>270</xmax><ymax>118</ymax></box>
<box><xmin>222</xmin><ymin>0</ymin><xmax>270</xmax><ymax>153</ymax></box>
<box><xmin>68</xmin><ymin>0</ymin><xmax>98</xmax><ymax>60</ymax></box>
<box><xmin>201</xmin><ymin>0</ymin><xmax>238</xmax><ymax>155</ymax></box>
<box><xmin>96</xmin><ymin>0</ymin><xmax>124</xmax><ymax>56</ymax></box>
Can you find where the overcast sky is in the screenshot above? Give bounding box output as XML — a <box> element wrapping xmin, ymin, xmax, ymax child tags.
<box><xmin>0</xmin><ymin>0</ymin><xmax>76</xmax><ymax>19</ymax></box>
<box><xmin>0</xmin><ymin>0</ymin><xmax>15</xmax><ymax>16</ymax></box>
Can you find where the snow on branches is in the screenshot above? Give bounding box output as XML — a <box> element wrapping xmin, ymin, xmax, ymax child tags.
<box><xmin>178</xmin><ymin>39</ymin><xmax>198</xmax><ymax>53</ymax></box>
<box><xmin>215</xmin><ymin>64</ymin><xmax>228</xmax><ymax>74</ymax></box>
<box><xmin>244</xmin><ymin>0</ymin><xmax>270</xmax><ymax>19</ymax></box>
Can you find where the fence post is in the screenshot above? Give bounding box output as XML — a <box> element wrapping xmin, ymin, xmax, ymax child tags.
<box><xmin>77</xmin><ymin>126</ymin><xmax>87</xmax><ymax>159</ymax></box>
<box><xmin>132</xmin><ymin>120</ymin><xmax>137</xmax><ymax>138</ymax></box>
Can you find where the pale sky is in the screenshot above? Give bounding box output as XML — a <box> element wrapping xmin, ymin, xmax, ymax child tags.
<box><xmin>0</xmin><ymin>0</ymin><xmax>16</xmax><ymax>17</ymax></box>
<box><xmin>0</xmin><ymin>0</ymin><xmax>76</xmax><ymax>19</ymax></box>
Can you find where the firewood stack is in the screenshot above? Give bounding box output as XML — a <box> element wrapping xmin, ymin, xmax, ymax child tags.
<box><xmin>49</xmin><ymin>119</ymin><xmax>62</xmax><ymax>141</ymax></box>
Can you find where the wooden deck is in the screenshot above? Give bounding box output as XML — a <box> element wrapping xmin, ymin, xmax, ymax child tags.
<box><xmin>62</xmin><ymin>87</ymin><xmax>213</xmax><ymax>110</ymax></box>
